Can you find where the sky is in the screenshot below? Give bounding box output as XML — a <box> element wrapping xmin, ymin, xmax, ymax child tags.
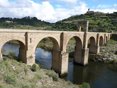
<box><xmin>0</xmin><ymin>0</ymin><xmax>117</xmax><ymax>22</ymax></box>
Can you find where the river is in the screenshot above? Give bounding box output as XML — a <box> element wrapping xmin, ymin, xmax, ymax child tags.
<box><xmin>2</xmin><ymin>43</ymin><xmax>117</xmax><ymax>88</ymax></box>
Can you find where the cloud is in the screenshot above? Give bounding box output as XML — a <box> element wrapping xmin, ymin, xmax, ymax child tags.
<box><xmin>92</xmin><ymin>4</ymin><xmax>117</xmax><ymax>13</ymax></box>
<box><xmin>0</xmin><ymin>0</ymin><xmax>117</xmax><ymax>22</ymax></box>
<box><xmin>0</xmin><ymin>0</ymin><xmax>9</xmax><ymax>7</ymax></box>
<box><xmin>0</xmin><ymin>0</ymin><xmax>88</xmax><ymax>22</ymax></box>
<box><xmin>59</xmin><ymin>0</ymin><xmax>78</xmax><ymax>3</ymax></box>
<box><xmin>93</xmin><ymin>8</ymin><xmax>117</xmax><ymax>13</ymax></box>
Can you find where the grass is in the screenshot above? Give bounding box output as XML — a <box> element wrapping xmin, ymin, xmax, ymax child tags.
<box><xmin>45</xmin><ymin>70</ymin><xmax>59</xmax><ymax>81</ymax></box>
<box><xmin>106</xmin><ymin>39</ymin><xmax>117</xmax><ymax>46</ymax></box>
<box><xmin>0</xmin><ymin>58</ymin><xmax>83</xmax><ymax>88</ymax></box>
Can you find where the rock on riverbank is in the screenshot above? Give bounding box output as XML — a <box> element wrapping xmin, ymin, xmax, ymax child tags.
<box><xmin>90</xmin><ymin>40</ymin><xmax>117</xmax><ymax>63</ymax></box>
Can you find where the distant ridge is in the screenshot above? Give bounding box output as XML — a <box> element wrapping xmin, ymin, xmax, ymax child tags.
<box><xmin>0</xmin><ymin>11</ymin><xmax>117</xmax><ymax>32</ymax></box>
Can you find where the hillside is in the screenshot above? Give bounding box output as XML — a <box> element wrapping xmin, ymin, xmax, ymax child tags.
<box><xmin>0</xmin><ymin>17</ymin><xmax>52</xmax><ymax>30</ymax></box>
<box><xmin>0</xmin><ymin>11</ymin><xmax>117</xmax><ymax>32</ymax></box>
<box><xmin>56</xmin><ymin>11</ymin><xmax>117</xmax><ymax>32</ymax></box>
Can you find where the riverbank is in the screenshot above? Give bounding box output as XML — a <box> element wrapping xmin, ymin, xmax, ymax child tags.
<box><xmin>89</xmin><ymin>39</ymin><xmax>117</xmax><ymax>63</ymax></box>
<box><xmin>0</xmin><ymin>58</ymin><xmax>91</xmax><ymax>88</ymax></box>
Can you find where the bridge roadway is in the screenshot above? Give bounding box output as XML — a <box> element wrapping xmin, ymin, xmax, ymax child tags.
<box><xmin>0</xmin><ymin>29</ymin><xmax>111</xmax><ymax>75</ymax></box>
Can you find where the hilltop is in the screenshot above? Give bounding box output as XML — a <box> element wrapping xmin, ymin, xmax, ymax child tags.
<box><xmin>0</xmin><ymin>17</ymin><xmax>51</xmax><ymax>30</ymax></box>
<box><xmin>0</xmin><ymin>11</ymin><xmax>117</xmax><ymax>32</ymax></box>
<box><xmin>57</xmin><ymin>11</ymin><xmax>117</xmax><ymax>32</ymax></box>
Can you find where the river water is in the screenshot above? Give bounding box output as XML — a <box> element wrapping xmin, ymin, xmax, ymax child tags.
<box><xmin>2</xmin><ymin>43</ymin><xmax>117</xmax><ymax>88</ymax></box>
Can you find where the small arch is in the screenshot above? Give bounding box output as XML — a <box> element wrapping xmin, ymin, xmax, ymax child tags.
<box><xmin>99</xmin><ymin>36</ymin><xmax>104</xmax><ymax>46</ymax></box>
<box><xmin>88</xmin><ymin>37</ymin><xmax>96</xmax><ymax>54</ymax></box>
<box><xmin>1</xmin><ymin>40</ymin><xmax>26</xmax><ymax>62</ymax></box>
<box><xmin>35</xmin><ymin>37</ymin><xmax>60</xmax><ymax>70</ymax></box>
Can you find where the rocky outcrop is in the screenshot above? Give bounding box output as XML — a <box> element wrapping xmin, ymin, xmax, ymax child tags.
<box><xmin>90</xmin><ymin>40</ymin><xmax>117</xmax><ymax>63</ymax></box>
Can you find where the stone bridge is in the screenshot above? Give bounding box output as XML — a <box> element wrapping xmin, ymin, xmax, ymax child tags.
<box><xmin>0</xmin><ymin>29</ymin><xmax>111</xmax><ymax>74</ymax></box>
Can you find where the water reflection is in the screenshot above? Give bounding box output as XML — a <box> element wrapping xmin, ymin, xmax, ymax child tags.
<box><xmin>35</xmin><ymin>48</ymin><xmax>52</xmax><ymax>69</ymax></box>
<box><xmin>2</xmin><ymin>43</ymin><xmax>19</xmax><ymax>57</ymax></box>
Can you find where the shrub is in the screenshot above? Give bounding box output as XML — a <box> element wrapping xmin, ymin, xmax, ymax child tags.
<box><xmin>30</xmin><ymin>64</ymin><xmax>40</xmax><ymax>72</ymax></box>
<box><xmin>46</xmin><ymin>70</ymin><xmax>59</xmax><ymax>81</ymax></box>
<box><xmin>79</xmin><ymin>82</ymin><xmax>90</xmax><ymax>88</ymax></box>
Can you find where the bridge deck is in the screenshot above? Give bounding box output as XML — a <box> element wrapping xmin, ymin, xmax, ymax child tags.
<box><xmin>0</xmin><ymin>29</ymin><xmax>107</xmax><ymax>34</ymax></box>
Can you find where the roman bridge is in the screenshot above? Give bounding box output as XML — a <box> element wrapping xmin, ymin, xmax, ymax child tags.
<box><xmin>0</xmin><ymin>29</ymin><xmax>111</xmax><ymax>74</ymax></box>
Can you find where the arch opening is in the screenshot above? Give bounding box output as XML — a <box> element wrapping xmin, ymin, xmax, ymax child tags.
<box><xmin>66</xmin><ymin>36</ymin><xmax>82</xmax><ymax>80</ymax></box>
<box><xmin>66</xmin><ymin>36</ymin><xmax>82</xmax><ymax>62</ymax></box>
<box><xmin>35</xmin><ymin>37</ymin><xmax>59</xmax><ymax>70</ymax></box>
<box><xmin>88</xmin><ymin>37</ymin><xmax>96</xmax><ymax>54</ymax></box>
<box><xmin>1</xmin><ymin>40</ymin><xmax>26</xmax><ymax>62</ymax></box>
<box><xmin>99</xmin><ymin>36</ymin><xmax>104</xmax><ymax>46</ymax></box>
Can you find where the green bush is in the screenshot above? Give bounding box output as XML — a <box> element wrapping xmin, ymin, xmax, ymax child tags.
<box><xmin>30</xmin><ymin>64</ymin><xmax>40</xmax><ymax>72</ymax></box>
<box><xmin>46</xmin><ymin>70</ymin><xmax>59</xmax><ymax>81</ymax></box>
<box><xmin>79</xmin><ymin>82</ymin><xmax>90</xmax><ymax>88</ymax></box>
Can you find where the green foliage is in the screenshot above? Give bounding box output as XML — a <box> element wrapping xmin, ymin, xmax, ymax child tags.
<box><xmin>46</xmin><ymin>70</ymin><xmax>59</xmax><ymax>81</ymax></box>
<box><xmin>79</xmin><ymin>82</ymin><xmax>90</xmax><ymax>88</ymax></box>
<box><xmin>0</xmin><ymin>58</ymin><xmax>81</xmax><ymax>88</ymax></box>
<box><xmin>4</xmin><ymin>74</ymin><xmax>16</xmax><ymax>84</ymax></box>
<box><xmin>0</xmin><ymin>17</ymin><xmax>51</xmax><ymax>30</ymax></box>
<box><xmin>62</xmin><ymin>11</ymin><xmax>117</xmax><ymax>32</ymax></box>
<box><xmin>0</xmin><ymin>11</ymin><xmax>116</xmax><ymax>32</ymax></box>
<box><xmin>7</xmin><ymin>52</ymin><xmax>16</xmax><ymax>59</ymax></box>
<box><xmin>30</xmin><ymin>64</ymin><xmax>40</xmax><ymax>72</ymax></box>
<box><xmin>37</xmin><ymin>38</ymin><xmax>53</xmax><ymax>51</ymax></box>
<box><xmin>106</xmin><ymin>39</ymin><xmax>117</xmax><ymax>45</ymax></box>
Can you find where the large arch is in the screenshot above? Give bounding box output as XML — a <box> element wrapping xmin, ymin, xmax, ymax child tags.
<box><xmin>1</xmin><ymin>40</ymin><xmax>26</xmax><ymax>62</ymax></box>
<box><xmin>34</xmin><ymin>37</ymin><xmax>60</xmax><ymax>71</ymax></box>
<box><xmin>88</xmin><ymin>37</ymin><xmax>96</xmax><ymax>54</ymax></box>
<box><xmin>66</xmin><ymin>36</ymin><xmax>83</xmax><ymax>64</ymax></box>
<box><xmin>65</xmin><ymin>36</ymin><xmax>83</xmax><ymax>78</ymax></box>
<box><xmin>99</xmin><ymin>36</ymin><xmax>104</xmax><ymax>46</ymax></box>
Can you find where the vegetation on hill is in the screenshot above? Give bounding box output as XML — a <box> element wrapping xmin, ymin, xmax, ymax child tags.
<box><xmin>0</xmin><ymin>16</ymin><xmax>52</xmax><ymax>30</ymax></box>
<box><xmin>60</xmin><ymin>11</ymin><xmax>117</xmax><ymax>32</ymax></box>
<box><xmin>0</xmin><ymin>11</ymin><xmax>116</xmax><ymax>32</ymax></box>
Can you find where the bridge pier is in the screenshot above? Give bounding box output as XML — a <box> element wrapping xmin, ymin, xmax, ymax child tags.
<box><xmin>0</xmin><ymin>52</ymin><xmax>3</xmax><ymax>61</ymax></box>
<box><xmin>52</xmin><ymin>50</ymin><xmax>69</xmax><ymax>75</ymax></box>
<box><xmin>52</xmin><ymin>49</ymin><xmax>61</xmax><ymax>74</ymax></box>
<box><xmin>59</xmin><ymin>52</ymin><xmax>69</xmax><ymax>75</ymax></box>
<box><xmin>18</xmin><ymin>45</ymin><xmax>27</xmax><ymax>63</ymax></box>
<box><xmin>26</xmin><ymin>50</ymin><xmax>35</xmax><ymax>65</ymax></box>
<box><xmin>81</xmin><ymin>48</ymin><xmax>89</xmax><ymax>65</ymax></box>
<box><xmin>95</xmin><ymin>34</ymin><xmax>100</xmax><ymax>54</ymax></box>
<box><xmin>94</xmin><ymin>45</ymin><xmax>100</xmax><ymax>54</ymax></box>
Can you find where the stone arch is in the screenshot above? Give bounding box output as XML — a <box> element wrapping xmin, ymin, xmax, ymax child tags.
<box><xmin>34</xmin><ymin>37</ymin><xmax>60</xmax><ymax>71</ymax></box>
<box><xmin>66</xmin><ymin>36</ymin><xmax>83</xmax><ymax>64</ymax></box>
<box><xmin>99</xmin><ymin>36</ymin><xmax>104</xmax><ymax>46</ymax></box>
<box><xmin>1</xmin><ymin>39</ymin><xmax>26</xmax><ymax>62</ymax></box>
<box><xmin>88</xmin><ymin>37</ymin><xmax>96</xmax><ymax>54</ymax></box>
